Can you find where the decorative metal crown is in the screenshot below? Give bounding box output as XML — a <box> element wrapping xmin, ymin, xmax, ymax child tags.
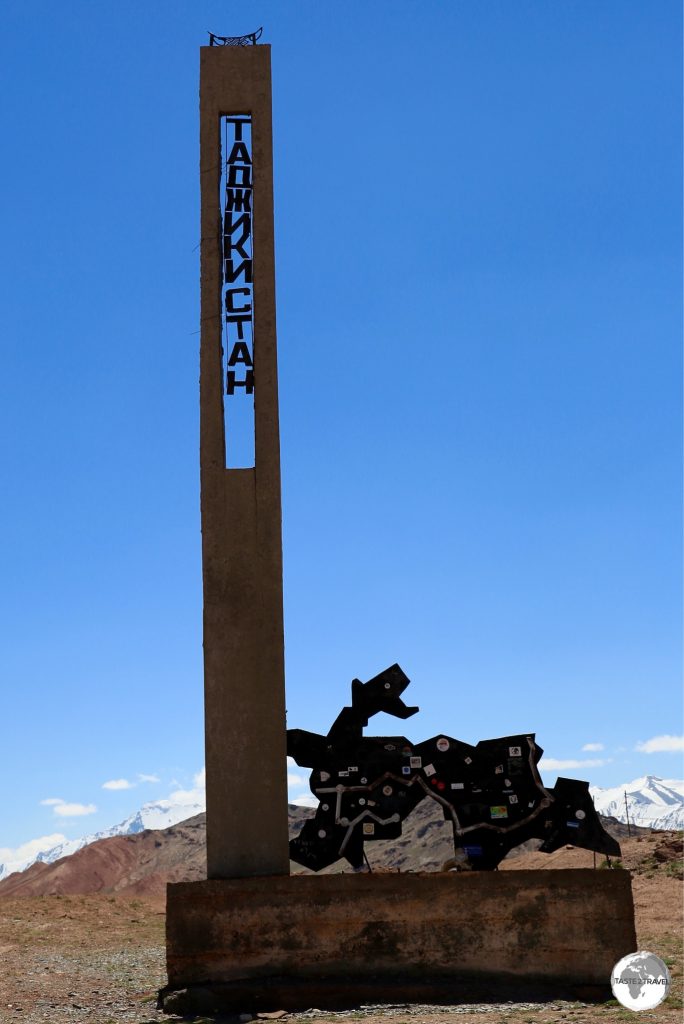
<box><xmin>208</xmin><ymin>28</ymin><xmax>263</xmax><ymax>47</ymax></box>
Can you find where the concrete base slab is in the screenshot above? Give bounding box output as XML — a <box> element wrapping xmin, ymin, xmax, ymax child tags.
<box><xmin>160</xmin><ymin>871</ymin><xmax>636</xmax><ymax>1014</ymax></box>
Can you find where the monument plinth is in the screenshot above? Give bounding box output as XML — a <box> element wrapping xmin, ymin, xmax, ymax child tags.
<box><xmin>162</xmin><ymin>871</ymin><xmax>637</xmax><ymax>1014</ymax></box>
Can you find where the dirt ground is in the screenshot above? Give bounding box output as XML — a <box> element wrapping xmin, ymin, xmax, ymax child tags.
<box><xmin>0</xmin><ymin>861</ymin><xmax>681</xmax><ymax>1024</ymax></box>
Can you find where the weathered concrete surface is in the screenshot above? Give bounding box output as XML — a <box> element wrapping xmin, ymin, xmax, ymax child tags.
<box><xmin>163</xmin><ymin>871</ymin><xmax>637</xmax><ymax>1011</ymax></box>
<box><xmin>200</xmin><ymin>44</ymin><xmax>289</xmax><ymax>878</ymax></box>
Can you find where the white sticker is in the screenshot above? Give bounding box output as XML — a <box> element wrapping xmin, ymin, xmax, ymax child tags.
<box><xmin>363</xmin><ymin>822</ymin><xmax>375</xmax><ymax>835</ymax></box>
<box><xmin>451</xmin><ymin>782</ymin><xmax>465</xmax><ymax>790</ymax></box>
<box><xmin>349</xmin><ymin>766</ymin><xmax>358</xmax><ymax>773</ymax></box>
<box><xmin>338</xmin><ymin>770</ymin><xmax>349</xmax><ymax>777</ymax></box>
<box><xmin>410</xmin><ymin>756</ymin><xmax>422</xmax><ymax>768</ymax></box>
<box><xmin>382</xmin><ymin>785</ymin><xmax>393</xmax><ymax>796</ymax></box>
<box><xmin>494</xmin><ymin>765</ymin><xmax>504</xmax><ymax>774</ymax></box>
<box><xmin>402</xmin><ymin>766</ymin><xmax>411</xmax><ymax>775</ymax></box>
<box><xmin>322</xmin><ymin>803</ymin><xmax>329</xmax><ymax>811</ymax></box>
<box><xmin>320</xmin><ymin>771</ymin><xmax>330</xmax><ymax>782</ymax></box>
<box><xmin>575</xmin><ymin>809</ymin><xmax>586</xmax><ymax>820</ymax></box>
<box><xmin>528</xmin><ymin>801</ymin><xmax>535</xmax><ymax>808</ymax></box>
<box><xmin>509</xmin><ymin>795</ymin><xmax>518</xmax><ymax>804</ymax></box>
<box><xmin>436</xmin><ymin>737</ymin><xmax>450</xmax><ymax>752</ymax></box>
<box><xmin>424</xmin><ymin>764</ymin><xmax>436</xmax><ymax>777</ymax></box>
<box><xmin>464</xmin><ymin>757</ymin><xmax>472</xmax><ymax>765</ymax></box>
<box><xmin>318</xmin><ymin>829</ymin><xmax>327</xmax><ymax>838</ymax></box>
<box><xmin>360</xmin><ymin>777</ymin><xmax>368</xmax><ymax>784</ymax></box>
<box><xmin>504</xmin><ymin>779</ymin><xmax>511</xmax><ymax>787</ymax></box>
<box><xmin>508</xmin><ymin>746</ymin><xmax>522</xmax><ymax>757</ymax></box>
<box><xmin>359</xmin><ymin>798</ymin><xmax>366</xmax><ymax>805</ymax></box>
<box><xmin>384</xmin><ymin>743</ymin><xmax>396</xmax><ymax>751</ymax></box>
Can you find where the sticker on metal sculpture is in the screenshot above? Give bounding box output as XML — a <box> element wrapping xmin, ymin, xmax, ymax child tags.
<box><xmin>287</xmin><ymin>664</ymin><xmax>621</xmax><ymax>872</ymax></box>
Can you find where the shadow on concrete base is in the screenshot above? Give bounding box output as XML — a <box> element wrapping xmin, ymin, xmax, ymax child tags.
<box><xmin>159</xmin><ymin>871</ymin><xmax>637</xmax><ymax>1015</ymax></box>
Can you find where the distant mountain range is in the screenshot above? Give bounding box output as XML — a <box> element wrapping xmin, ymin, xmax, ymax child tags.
<box><xmin>590</xmin><ymin>776</ymin><xmax>684</xmax><ymax>832</ymax></box>
<box><xmin>2</xmin><ymin>774</ymin><xmax>681</xmax><ymax>884</ymax></box>
<box><xmin>0</xmin><ymin>800</ymin><xmax>654</xmax><ymax>900</ymax></box>
<box><xmin>0</xmin><ymin>799</ymin><xmax>203</xmax><ymax>882</ymax></box>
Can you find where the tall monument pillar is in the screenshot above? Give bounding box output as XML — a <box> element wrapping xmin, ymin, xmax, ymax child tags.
<box><xmin>199</xmin><ymin>40</ymin><xmax>289</xmax><ymax>878</ymax></box>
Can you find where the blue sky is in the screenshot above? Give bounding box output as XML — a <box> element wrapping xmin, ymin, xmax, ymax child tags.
<box><xmin>0</xmin><ymin>2</ymin><xmax>682</xmax><ymax>856</ymax></box>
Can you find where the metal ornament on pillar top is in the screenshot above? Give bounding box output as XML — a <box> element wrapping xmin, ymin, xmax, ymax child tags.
<box><xmin>208</xmin><ymin>28</ymin><xmax>263</xmax><ymax>47</ymax></box>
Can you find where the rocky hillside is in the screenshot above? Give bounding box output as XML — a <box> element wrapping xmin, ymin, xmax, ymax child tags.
<box><xmin>0</xmin><ymin>800</ymin><xmax>676</xmax><ymax>900</ymax></box>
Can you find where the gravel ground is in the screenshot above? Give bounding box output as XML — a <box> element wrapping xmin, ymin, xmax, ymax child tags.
<box><xmin>0</xmin><ymin>884</ymin><xmax>681</xmax><ymax>1024</ymax></box>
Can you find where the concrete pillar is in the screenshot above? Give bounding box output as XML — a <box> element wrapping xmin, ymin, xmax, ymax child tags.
<box><xmin>199</xmin><ymin>43</ymin><xmax>289</xmax><ymax>878</ymax></box>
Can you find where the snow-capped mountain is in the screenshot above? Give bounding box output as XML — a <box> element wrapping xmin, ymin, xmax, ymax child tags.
<box><xmin>590</xmin><ymin>776</ymin><xmax>684</xmax><ymax>831</ymax></box>
<box><xmin>3</xmin><ymin>776</ymin><xmax>682</xmax><ymax>882</ymax></box>
<box><xmin>0</xmin><ymin>799</ymin><xmax>204</xmax><ymax>881</ymax></box>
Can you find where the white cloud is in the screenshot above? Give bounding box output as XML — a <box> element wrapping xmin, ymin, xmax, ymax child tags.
<box><xmin>581</xmin><ymin>743</ymin><xmax>604</xmax><ymax>752</ymax></box>
<box><xmin>636</xmin><ymin>735</ymin><xmax>684</xmax><ymax>754</ymax></box>
<box><xmin>53</xmin><ymin>802</ymin><xmax>97</xmax><ymax>818</ymax></box>
<box><xmin>102</xmin><ymin>773</ymin><xmax>161</xmax><ymax>789</ymax></box>
<box><xmin>539</xmin><ymin>757</ymin><xmax>610</xmax><ymax>771</ymax></box>
<box><xmin>102</xmin><ymin>778</ymin><xmax>134</xmax><ymax>790</ymax></box>
<box><xmin>291</xmin><ymin>793</ymin><xmax>318</xmax><ymax>808</ymax></box>
<box><xmin>0</xmin><ymin>834</ymin><xmax>68</xmax><ymax>869</ymax></box>
<box><xmin>40</xmin><ymin>798</ymin><xmax>97</xmax><ymax>818</ymax></box>
<box><xmin>286</xmin><ymin>756</ymin><xmax>313</xmax><ymax>803</ymax></box>
<box><xmin>166</xmin><ymin>767</ymin><xmax>206</xmax><ymax>807</ymax></box>
<box><xmin>157</xmin><ymin>762</ymin><xmax>316</xmax><ymax>813</ymax></box>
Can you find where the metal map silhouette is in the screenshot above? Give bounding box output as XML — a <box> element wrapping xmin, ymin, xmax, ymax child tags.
<box><xmin>287</xmin><ymin>664</ymin><xmax>620</xmax><ymax>872</ymax></box>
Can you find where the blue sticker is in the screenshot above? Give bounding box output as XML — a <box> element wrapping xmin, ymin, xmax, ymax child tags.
<box><xmin>566</xmin><ymin>821</ymin><xmax>580</xmax><ymax>828</ymax></box>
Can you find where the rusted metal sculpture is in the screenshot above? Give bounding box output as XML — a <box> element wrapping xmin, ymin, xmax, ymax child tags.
<box><xmin>287</xmin><ymin>664</ymin><xmax>620</xmax><ymax>871</ymax></box>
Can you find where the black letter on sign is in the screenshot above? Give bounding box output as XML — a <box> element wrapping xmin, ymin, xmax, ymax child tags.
<box><xmin>225</xmin><ymin>188</ymin><xmax>252</xmax><ymax>212</ymax></box>
<box><xmin>227</xmin><ymin>165</ymin><xmax>252</xmax><ymax>188</ymax></box>
<box><xmin>225</xmin><ymin>314</ymin><xmax>251</xmax><ymax>339</ymax></box>
<box><xmin>227</xmin><ymin>341</ymin><xmax>253</xmax><ymax>367</ymax></box>
<box><xmin>227</xmin><ymin>141</ymin><xmax>252</xmax><ymax>165</ymax></box>
<box><xmin>227</xmin><ymin>369</ymin><xmax>255</xmax><ymax>395</ymax></box>
<box><xmin>223</xmin><ymin>213</ymin><xmax>251</xmax><ymax>259</ymax></box>
<box><xmin>225</xmin><ymin>117</ymin><xmax>249</xmax><ymax>141</ymax></box>
<box><xmin>225</xmin><ymin>258</ymin><xmax>253</xmax><ymax>284</ymax></box>
<box><xmin>225</xmin><ymin>288</ymin><xmax>251</xmax><ymax>314</ymax></box>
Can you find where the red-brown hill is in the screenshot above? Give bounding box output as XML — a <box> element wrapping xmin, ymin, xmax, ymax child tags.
<box><xmin>0</xmin><ymin>801</ymin><xmax>676</xmax><ymax>901</ymax></box>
